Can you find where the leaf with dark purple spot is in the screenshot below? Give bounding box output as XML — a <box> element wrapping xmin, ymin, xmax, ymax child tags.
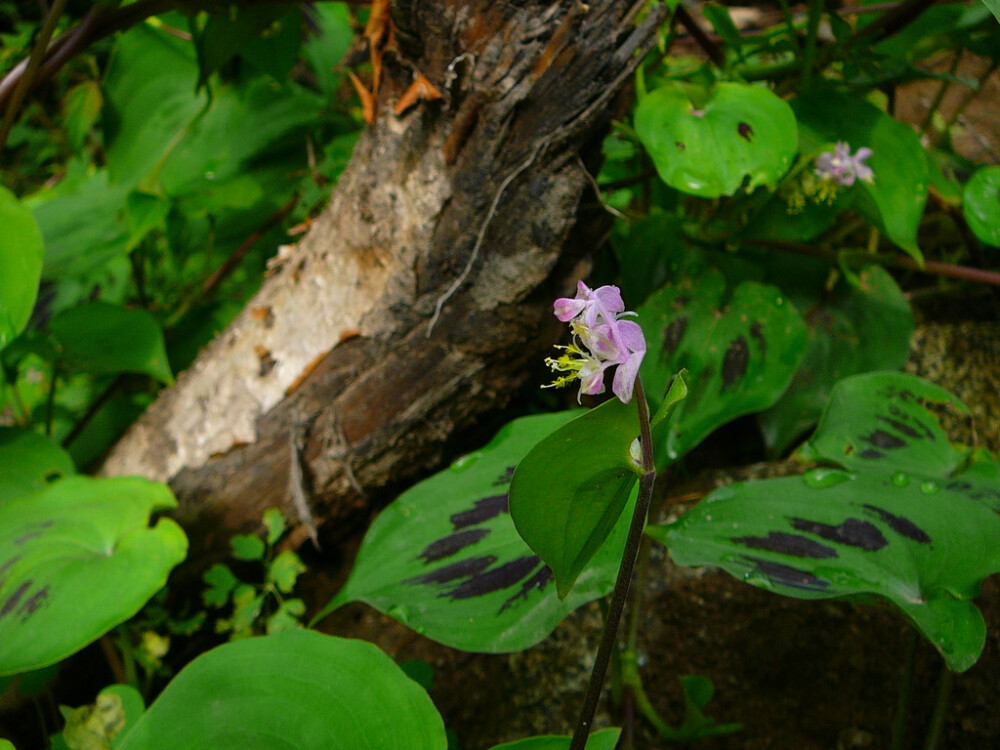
<box><xmin>315</xmin><ymin>411</ymin><xmax>635</xmax><ymax>654</ymax></box>
<box><xmin>733</xmin><ymin>531</ymin><xmax>836</xmax><ymax>559</ymax></box>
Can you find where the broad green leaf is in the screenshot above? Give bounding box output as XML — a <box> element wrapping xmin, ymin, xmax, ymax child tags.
<box><xmin>759</xmin><ymin>266</ymin><xmax>914</xmax><ymax>454</ymax></box>
<box><xmin>638</xmin><ymin>269</ymin><xmax>808</xmax><ymax>465</ymax></box>
<box><xmin>511</xmin><ymin>399</ymin><xmax>641</xmax><ymax>599</ymax></box>
<box><xmin>796</xmin><ymin>372</ymin><xmax>970</xmax><ymax>478</ymax></box>
<box><xmin>194</xmin><ymin>5</ymin><xmax>290</xmax><ymax>87</ymax></box>
<box><xmin>650</xmin><ymin>468</ymin><xmax>1000</xmax><ymax>671</ymax></box>
<box><xmin>487</xmin><ymin>728</ymin><xmax>621</xmax><ymax>750</ymax></box>
<box><xmin>701</xmin><ymin>4</ymin><xmax>744</xmax><ymax>51</ymax></box>
<box><xmin>31</xmin><ymin>168</ymin><xmax>130</xmax><ymax>280</ymax></box>
<box><xmin>229</xmin><ymin>534</ymin><xmax>265</xmax><ymax>561</ymax></box>
<box><xmin>963</xmin><ymin>165</ymin><xmax>1000</xmax><ymax>247</ymax></box>
<box><xmin>0</xmin><ymin>476</ymin><xmax>187</xmax><ymax>675</ymax></box>
<box><xmin>124</xmin><ymin>192</ymin><xmax>170</xmax><ymax>252</ymax></box>
<box><xmin>313</xmin><ymin>412</ymin><xmax>635</xmax><ymax>653</ymax></box>
<box><xmin>49</xmin><ymin>302</ymin><xmax>173</xmax><ymax>384</ymax></box>
<box><xmin>0</xmin><ymin>186</ymin><xmax>44</xmax><ymax>351</ymax></box>
<box><xmin>612</xmin><ymin>212</ymin><xmax>685</xmax><ymax>307</ymax></box>
<box><xmin>117</xmin><ymin>631</ymin><xmax>447</xmax><ymax>750</ymax></box>
<box><xmin>0</xmin><ymin>428</ymin><xmax>76</xmax><ymax>504</ymax></box>
<box><xmin>792</xmin><ymin>90</ymin><xmax>928</xmax><ymax>259</ymax></box>
<box><xmin>635</xmin><ymin>82</ymin><xmax>797</xmax><ymax>198</ymax></box>
<box><xmin>0</xmin><ymin>739</ymin><xmax>13</xmax><ymax>750</ymax></box>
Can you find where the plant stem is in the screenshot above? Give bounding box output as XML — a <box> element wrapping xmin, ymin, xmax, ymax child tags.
<box><xmin>890</xmin><ymin>627</ymin><xmax>918</xmax><ymax>750</ymax></box>
<box><xmin>0</xmin><ymin>0</ymin><xmax>68</xmax><ymax>151</ymax></box>
<box><xmin>801</xmin><ymin>0</ymin><xmax>822</xmax><ymax>85</ymax></box>
<box><xmin>923</xmin><ymin>664</ymin><xmax>953</xmax><ymax>750</ymax></box>
<box><xmin>920</xmin><ymin>51</ymin><xmax>962</xmax><ymax>134</ymax></box>
<box><xmin>569</xmin><ymin>379</ymin><xmax>656</xmax><ymax>750</ymax></box>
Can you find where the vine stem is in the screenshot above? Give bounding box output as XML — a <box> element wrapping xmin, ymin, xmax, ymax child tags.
<box><xmin>569</xmin><ymin>378</ymin><xmax>656</xmax><ymax>750</ymax></box>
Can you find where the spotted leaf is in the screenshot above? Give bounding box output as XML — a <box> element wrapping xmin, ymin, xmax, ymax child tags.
<box><xmin>651</xmin><ymin>374</ymin><xmax>1000</xmax><ymax>671</ymax></box>
<box><xmin>0</xmin><ymin>476</ymin><xmax>187</xmax><ymax>675</ymax></box>
<box><xmin>312</xmin><ymin>412</ymin><xmax>634</xmax><ymax>653</ymax></box>
<box><xmin>638</xmin><ymin>268</ymin><xmax>807</xmax><ymax>466</ymax></box>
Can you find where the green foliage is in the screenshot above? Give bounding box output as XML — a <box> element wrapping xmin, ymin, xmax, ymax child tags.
<box><xmin>49</xmin><ymin>302</ymin><xmax>173</xmax><ymax>384</ymax></box>
<box><xmin>202</xmin><ymin>509</ymin><xmax>307</xmax><ymax>639</ymax></box>
<box><xmin>962</xmin><ymin>165</ymin><xmax>1000</xmax><ymax>247</ymax></box>
<box><xmin>487</xmin><ymin>729</ymin><xmax>620</xmax><ymax>750</ymax></box>
<box><xmin>55</xmin><ymin>684</ymin><xmax>145</xmax><ymax>750</ymax></box>
<box><xmin>0</xmin><ymin>427</ymin><xmax>75</xmax><ymax>503</ymax></box>
<box><xmin>0</xmin><ymin>476</ymin><xmax>187</xmax><ymax>675</ymax></box>
<box><xmin>116</xmin><ymin>630</ymin><xmax>448</xmax><ymax>750</ymax></box>
<box><xmin>650</xmin><ymin>373</ymin><xmax>1000</xmax><ymax>671</ymax></box>
<box><xmin>0</xmin><ymin>186</ymin><xmax>44</xmax><ymax>351</ymax></box>
<box><xmin>635</xmin><ymin>82</ymin><xmax>797</xmax><ymax>198</ymax></box>
<box><xmin>637</xmin><ymin>267</ymin><xmax>808</xmax><ymax>464</ymax></box>
<box><xmin>759</xmin><ymin>265</ymin><xmax>914</xmax><ymax>453</ymax></box>
<box><xmin>510</xmin><ymin>399</ymin><xmax>642</xmax><ymax>599</ymax></box>
<box><xmin>314</xmin><ymin>412</ymin><xmax>638</xmax><ymax>652</ymax></box>
<box><xmin>791</xmin><ymin>90</ymin><xmax>929</xmax><ymax>259</ymax></box>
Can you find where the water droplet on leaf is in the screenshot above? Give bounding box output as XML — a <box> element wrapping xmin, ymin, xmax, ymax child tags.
<box><xmin>802</xmin><ymin>468</ymin><xmax>850</xmax><ymax>489</ymax></box>
<box><xmin>920</xmin><ymin>480</ymin><xmax>939</xmax><ymax>494</ymax></box>
<box><xmin>891</xmin><ymin>471</ymin><xmax>910</xmax><ymax>487</ymax></box>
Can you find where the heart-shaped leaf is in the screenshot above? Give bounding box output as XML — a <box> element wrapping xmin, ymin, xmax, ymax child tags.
<box><xmin>0</xmin><ymin>186</ymin><xmax>44</xmax><ymax>351</ymax></box>
<box><xmin>962</xmin><ymin>165</ymin><xmax>1000</xmax><ymax>247</ymax></box>
<box><xmin>0</xmin><ymin>476</ymin><xmax>187</xmax><ymax>674</ymax></box>
<box><xmin>638</xmin><ymin>268</ymin><xmax>807</xmax><ymax>465</ymax></box>
<box><xmin>635</xmin><ymin>82</ymin><xmax>797</xmax><ymax>198</ymax></box>
<box><xmin>511</xmin><ymin>398</ymin><xmax>642</xmax><ymax>599</ymax></box>
<box><xmin>49</xmin><ymin>301</ymin><xmax>173</xmax><ymax>384</ymax></box>
<box><xmin>117</xmin><ymin>631</ymin><xmax>446</xmax><ymax>750</ymax></box>
<box><xmin>758</xmin><ymin>265</ymin><xmax>914</xmax><ymax>454</ymax></box>
<box><xmin>313</xmin><ymin>412</ymin><xmax>635</xmax><ymax>653</ymax></box>
<box><xmin>651</xmin><ymin>373</ymin><xmax>1000</xmax><ymax>671</ymax></box>
<box><xmin>0</xmin><ymin>428</ymin><xmax>76</xmax><ymax>505</ymax></box>
<box><xmin>792</xmin><ymin>90</ymin><xmax>928</xmax><ymax>259</ymax></box>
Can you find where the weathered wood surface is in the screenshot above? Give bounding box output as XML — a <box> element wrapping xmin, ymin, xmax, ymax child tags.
<box><xmin>101</xmin><ymin>0</ymin><xmax>665</xmax><ymax>559</ymax></box>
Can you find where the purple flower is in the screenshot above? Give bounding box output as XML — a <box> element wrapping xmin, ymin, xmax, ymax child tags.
<box><xmin>814</xmin><ymin>142</ymin><xmax>875</xmax><ymax>187</ymax></box>
<box><xmin>545</xmin><ymin>282</ymin><xmax>646</xmax><ymax>404</ymax></box>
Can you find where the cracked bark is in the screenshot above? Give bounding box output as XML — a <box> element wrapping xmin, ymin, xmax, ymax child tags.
<box><xmin>101</xmin><ymin>0</ymin><xmax>665</xmax><ymax>565</ymax></box>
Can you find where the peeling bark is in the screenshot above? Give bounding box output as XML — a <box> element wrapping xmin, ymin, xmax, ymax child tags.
<box><xmin>102</xmin><ymin>0</ymin><xmax>664</xmax><ymax>560</ymax></box>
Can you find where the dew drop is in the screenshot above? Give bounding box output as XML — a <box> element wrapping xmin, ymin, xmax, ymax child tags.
<box><xmin>920</xmin><ymin>480</ymin><xmax>940</xmax><ymax>494</ymax></box>
<box><xmin>802</xmin><ymin>468</ymin><xmax>851</xmax><ymax>489</ymax></box>
<box><xmin>891</xmin><ymin>471</ymin><xmax>910</xmax><ymax>487</ymax></box>
<box><xmin>451</xmin><ymin>453</ymin><xmax>479</xmax><ymax>472</ymax></box>
<box><xmin>743</xmin><ymin>570</ymin><xmax>774</xmax><ymax>590</ymax></box>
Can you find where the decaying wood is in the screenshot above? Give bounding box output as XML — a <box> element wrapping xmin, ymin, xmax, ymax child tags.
<box><xmin>102</xmin><ymin>0</ymin><xmax>665</xmax><ymax>560</ymax></box>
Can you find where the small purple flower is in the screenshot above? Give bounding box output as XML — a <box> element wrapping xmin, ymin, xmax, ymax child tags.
<box><xmin>546</xmin><ymin>282</ymin><xmax>646</xmax><ymax>404</ymax></box>
<box><xmin>814</xmin><ymin>142</ymin><xmax>875</xmax><ymax>187</ymax></box>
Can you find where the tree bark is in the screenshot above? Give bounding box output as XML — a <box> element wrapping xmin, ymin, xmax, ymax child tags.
<box><xmin>102</xmin><ymin>0</ymin><xmax>664</xmax><ymax>562</ymax></box>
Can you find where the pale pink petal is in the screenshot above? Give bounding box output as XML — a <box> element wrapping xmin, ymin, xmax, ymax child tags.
<box><xmin>554</xmin><ymin>297</ymin><xmax>586</xmax><ymax>322</ymax></box>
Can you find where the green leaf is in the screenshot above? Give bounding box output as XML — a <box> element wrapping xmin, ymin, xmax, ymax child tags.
<box><xmin>202</xmin><ymin>564</ymin><xmax>238</xmax><ymax>608</ymax></box>
<box><xmin>302</xmin><ymin>3</ymin><xmax>355</xmax><ymax>97</ymax></box>
<box><xmin>117</xmin><ymin>631</ymin><xmax>447</xmax><ymax>750</ymax></box>
<box><xmin>701</xmin><ymin>4</ymin><xmax>744</xmax><ymax>51</ymax></box>
<box><xmin>638</xmin><ymin>269</ymin><xmax>808</xmax><ymax>465</ymax></box>
<box><xmin>650</xmin><ymin>468</ymin><xmax>1000</xmax><ymax>672</ymax></box>
<box><xmin>652</xmin><ymin>373</ymin><xmax>1000</xmax><ymax>671</ymax></box>
<box><xmin>758</xmin><ymin>266</ymin><xmax>914</xmax><ymax>454</ymax></box>
<box><xmin>962</xmin><ymin>165</ymin><xmax>1000</xmax><ymax>247</ymax></box>
<box><xmin>313</xmin><ymin>412</ymin><xmax>635</xmax><ymax>653</ymax></box>
<box><xmin>264</xmin><ymin>598</ymin><xmax>305</xmax><ymax>634</ymax></box>
<box><xmin>229</xmin><ymin>534</ymin><xmax>265</xmax><ymax>562</ymax></box>
<box><xmin>796</xmin><ymin>372</ymin><xmax>970</xmax><ymax>477</ymax></box>
<box><xmin>57</xmin><ymin>684</ymin><xmax>144</xmax><ymax>750</ymax></box>
<box><xmin>229</xmin><ymin>585</ymin><xmax>264</xmax><ymax>636</ymax></box>
<box><xmin>49</xmin><ymin>302</ymin><xmax>173</xmax><ymax>384</ymax></box>
<box><xmin>0</xmin><ymin>428</ymin><xmax>76</xmax><ymax>504</ymax></box>
<box><xmin>487</xmin><ymin>729</ymin><xmax>621</xmax><ymax>750</ymax></box>
<box><xmin>31</xmin><ymin>168</ymin><xmax>131</xmax><ymax>280</ymax></box>
<box><xmin>194</xmin><ymin>5</ymin><xmax>290</xmax><ymax>87</ymax></box>
<box><xmin>792</xmin><ymin>90</ymin><xmax>928</xmax><ymax>259</ymax></box>
<box><xmin>63</xmin><ymin>82</ymin><xmax>103</xmax><ymax>153</ymax></box>
<box><xmin>511</xmin><ymin>399</ymin><xmax>641</xmax><ymax>599</ymax></box>
<box><xmin>0</xmin><ymin>476</ymin><xmax>187</xmax><ymax>675</ymax></box>
<box><xmin>635</xmin><ymin>82</ymin><xmax>797</xmax><ymax>198</ymax></box>
<box><xmin>983</xmin><ymin>0</ymin><xmax>1000</xmax><ymax>24</ymax></box>
<box><xmin>0</xmin><ymin>186</ymin><xmax>44</xmax><ymax>351</ymax></box>
<box><xmin>261</xmin><ymin>508</ymin><xmax>285</xmax><ymax>546</ymax></box>
<box><xmin>267</xmin><ymin>550</ymin><xmax>305</xmax><ymax>593</ymax></box>
<box><xmin>124</xmin><ymin>192</ymin><xmax>170</xmax><ymax>252</ymax></box>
